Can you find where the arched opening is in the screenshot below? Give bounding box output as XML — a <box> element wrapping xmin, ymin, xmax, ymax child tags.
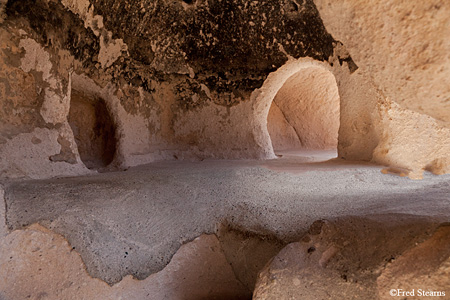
<box><xmin>68</xmin><ymin>90</ymin><xmax>117</xmax><ymax>170</ymax></box>
<box><xmin>267</xmin><ymin>67</ymin><xmax>340</xmax><ymax>159</ymax></box>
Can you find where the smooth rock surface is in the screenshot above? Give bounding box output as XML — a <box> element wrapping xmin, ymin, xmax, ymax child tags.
<box><xmin>3</xmin><ymin>154</ymin><xmax>450</xmax><ymax>285</ymax></box>
<box><xmin>270</xmin><ymin>66</ymin><xmax>340</xmax><ymax>150</ymax></box>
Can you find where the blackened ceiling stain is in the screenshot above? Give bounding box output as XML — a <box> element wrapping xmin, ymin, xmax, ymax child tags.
<box><xmin>90</xmin><ymin>0</ymin><xmax>335</xmax><ymax>74</ymax></box>
<box><xmin>4</xmin><ymin>0</ymin><xmax>348</xmax><ymax>108</ymax></box>
<box><xmin>6</xmin><ymin>0</ymin><xmax>100</xmax><ymax>70</ymax></box>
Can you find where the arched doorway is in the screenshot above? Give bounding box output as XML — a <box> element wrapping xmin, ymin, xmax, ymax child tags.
<box><xmin>267</xmin><ymin>67</ymin><xmax>340</xmax><ymax>158</ymax></box>
<box><xmin>68</xmin><ymin>90</ymin><xmax>117</xmax><ymax>170</ymax></box>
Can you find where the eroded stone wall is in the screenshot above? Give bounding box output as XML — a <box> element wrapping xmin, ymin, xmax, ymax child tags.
<box><xmin>0</xmin><ymin>0</ymin><xmax>449</xmax><ymax>179</ymax></box>
<box><xmin>1</xmin><ymin>0</ymin><xmax>343</xmax><ymax>179</ymax></box>
<box><xmin>253</xmin><ymin>218</ymin><xmax>450</xmax><ymax>299</ymax></box>
<box><xmin>0</xmin><ymin>224</ymin><xmax>249</xmax><ymax>300</ymax></box>
<box><xmin>315</xmin><ymin>0</ymin><xmax>450</xmax><ymax>178</ymax></box>
<box><xmin>315</xmin><ymin>0</ymin><xmax>450</xmax><ymax>126</ymax></box>
<box><xmin>0</xmin><ymin>26</ymin><xmax>90</xmax><ymax>178</ymax></box>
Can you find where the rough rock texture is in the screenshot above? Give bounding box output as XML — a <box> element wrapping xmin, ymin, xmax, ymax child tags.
<box><xmin>0</xmin><ymin>185</ymin><xmax>6</xmax><ymax>238</ymax></box>
<box><xmin>0</xmin><ymin>224</ymin><xmax>249</xmax><ymax>300</ymax></box>
<box><xmin>2</xmin><ymin>220</ymin><xmax>447</xmax><ymax>300</ymax></box>
<box><xmin>86</xmin><ymin>0</ymin><xmax>335</xmax><ymax>73</ymax></box>
<box><xmin>1</xmin><ymin>1</ymin><xmax>449</xmax><ymax>298</ymax></box>
<box><xmin>315</xmin><ymin>0</ymin><xmax>450</xmax><ymax>126</ymax></box>
<box><xmin>1</xmin><ymin>154</ymin><xmax>450</xmax><ymax>298</ymax></box>
<box><xmin>374</xmin><ymin>101</ymin><xmax>450</xmax><ymax>179</ymax></box>
<box><xmin>331</xmin><ymin>63</ymin><xmax>381</xmax><ymax>162</ymax></box>
<box><xmin>377</xmin><ymin>225</ymin><xmax>450</xmax><ymax>300</ymax></box>
<box><xmin>314</xmin><ymin>0</ymin><xmax>450</xmax><ymax>178</ymax></box>
<box><xmin>217</xmin><ymin>223</ymin><xmax>286</xmax><ymax>293</ymax></box>
<box><xmin>0</xmin><ymin>0</ymin><xmax>5</xmax><ymax>23</ymax></box>
<box><xmin>253</xmin><ymin>217</ymin><xmax>449</xmax><ymax>300</ymax></box>
<box><xmin>0</xmin><ymin>25</ymin><xmax>94</xmax><ymax>178</ymax></box>
<box><xmin>4</xmin><ymin>155</ymin><xmax>450</xmax><ymax>286</ymax></box>
<box><xmin>0</xmin><ymin>0</ymin><xmax>343</xmax><ymax>179</ymax></box>
<box><xmin>1</xmin><ymin>0</ymin><xmax>449</xmax><ymax>178</ymax></box>
<box><xmin>249</xmin><ymin>58</ymin><xmax>338</xmax><ymax>160</ymax></box>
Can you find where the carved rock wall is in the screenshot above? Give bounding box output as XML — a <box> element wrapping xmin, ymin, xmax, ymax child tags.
<box><xmin>0</xmin><ymin>0</ymin><xmax>449</xmax><ymax>179</ymax></box>
<box><xmin>315</xmin><ymin>0</ymin><xmax>450</xmax><ymax>178</ymax></box>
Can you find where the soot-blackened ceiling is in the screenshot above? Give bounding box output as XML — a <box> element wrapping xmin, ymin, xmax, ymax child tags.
<box><xmin>5</xmin><ymin>0</ymin><xmax>351</xmax><ymax>105</ymax></box>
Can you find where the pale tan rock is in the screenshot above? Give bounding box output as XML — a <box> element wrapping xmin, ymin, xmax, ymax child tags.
<box><xmin>70</xmin><ymin>73</ymin><xmax>160</xmax><ymax>169</ymax></box>
<box><xmin>113</xmin><ymin>234</ymin><xmax>249</xmax><ymax>300</ymax></box>
<box><xmin>267</xmin><ymin>100</ymin><xmax>302</xmax><ymax>151</ymax></box>
<box><xmin>0</xmin><ymin>126</ymin><xmax>91</xmax><ymax>179</ymax></box>
<box><xmin>315</xmin><ymin>0</ymin><xmax>450</xmax><ymax>126</ymax></box>
<box><xmin>377</xmin><ymin>225</ymin><xmax>450</xmax><ymax>300</ymax></box>
<box><xmin>216</xmin><ymin>224</ymin><xmax>285</xmax><ymax>293</ymax></box>
<box><xmin>332</xmin><ymin>64</ymin><xmax>382</xmax><ymax>161</ymax></box>
<box><xmin>19</xmin><ymin>38</ymin><xmax>70</xmax><ymax>125</ymax></box>
<box><xmin>332</xmin><ymin>63</ymin><xmax>450</xmax><ymax>178</ymax></box>
<box><xmin>270</xmin><ymin>67</ymin><xmax>340</xmax><ymax>150</ymax></box>
<box><xmin>0</xmin><ymin>224</ymin><xmax>110</xmax><ymax>300</ymax></box>
<box><xmin>0</xmin><ymin>224</ymin><xmax>248</xmax><ymax>300</ymax></box>
<box><xmin>253</xmin><ymin>217</ymin><xmax>443</xmax><ymax>300</ymax></box>
<box><xmin>315</xmin><ymin>0</ymin><xmax>450</xmax><ymax>177</ymax></box>
<box><xmin>0</xmin><ymin>28</ymin><xmax>90</xmax><ymax>179</ymax></box>
<box><xmin>251</xmin><ymin>58</ymin><xmax>337</xmax><ymax>159</ymax></box>
<box><xmin>373</xmin><ymin>100</ymin><xmax>450</xmax><ymax>179</ymax></box>
<box><xmin>172</xmin><ymin>97</ymin><xmax>268</xmax><ymax>159</ymax></box>
<box><xmin>2</xmin><ymin>0</ymin><xmax>449</xmax><ymax>179</ymax></box>
<box><xmin>332</xmin><ymin>66</ymin><xmax>450</xmax><ymax>179</ymax></box>
<box><xmin>253</xmin><ymin>221</ymin><xmax>374</xmax><ymax>300</ymax></box>
<box><xmin>169</xmin><ymin>59</ymin><xmax>336</xmax><ymax>160</ymax></box>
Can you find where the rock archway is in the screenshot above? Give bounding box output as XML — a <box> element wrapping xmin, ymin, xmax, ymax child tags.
<box><xmin>267</xmin><ymin>67</ymin><xmax>340</xmax><ymax>154</ymax></box>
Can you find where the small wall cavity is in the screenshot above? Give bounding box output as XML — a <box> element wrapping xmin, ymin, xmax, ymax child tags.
<box><xmin>68</xmin><ymin>90</ymin><xmax>117</xmax><ymax>170</ymax></box>
<box><xmin>267</xmin><ymin>67</ymin><xmax>340</xmax><ymax>152</ymax></box>
<box><xmin>70</xmin><ymin>73</ymin><xmax>164</xmax><ymax>169</ymax></box>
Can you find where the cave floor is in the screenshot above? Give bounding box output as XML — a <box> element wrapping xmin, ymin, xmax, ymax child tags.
<box><xmin>2</xmin><ymin>150</ymin><xmax>450</xmax><ymax>284</ymax></box>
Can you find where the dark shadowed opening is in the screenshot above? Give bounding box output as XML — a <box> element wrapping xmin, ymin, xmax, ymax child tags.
<box><xmin>68</xmin><ymin>90</ymin><xmax>117</xmax><ymax>170</ymax></box>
